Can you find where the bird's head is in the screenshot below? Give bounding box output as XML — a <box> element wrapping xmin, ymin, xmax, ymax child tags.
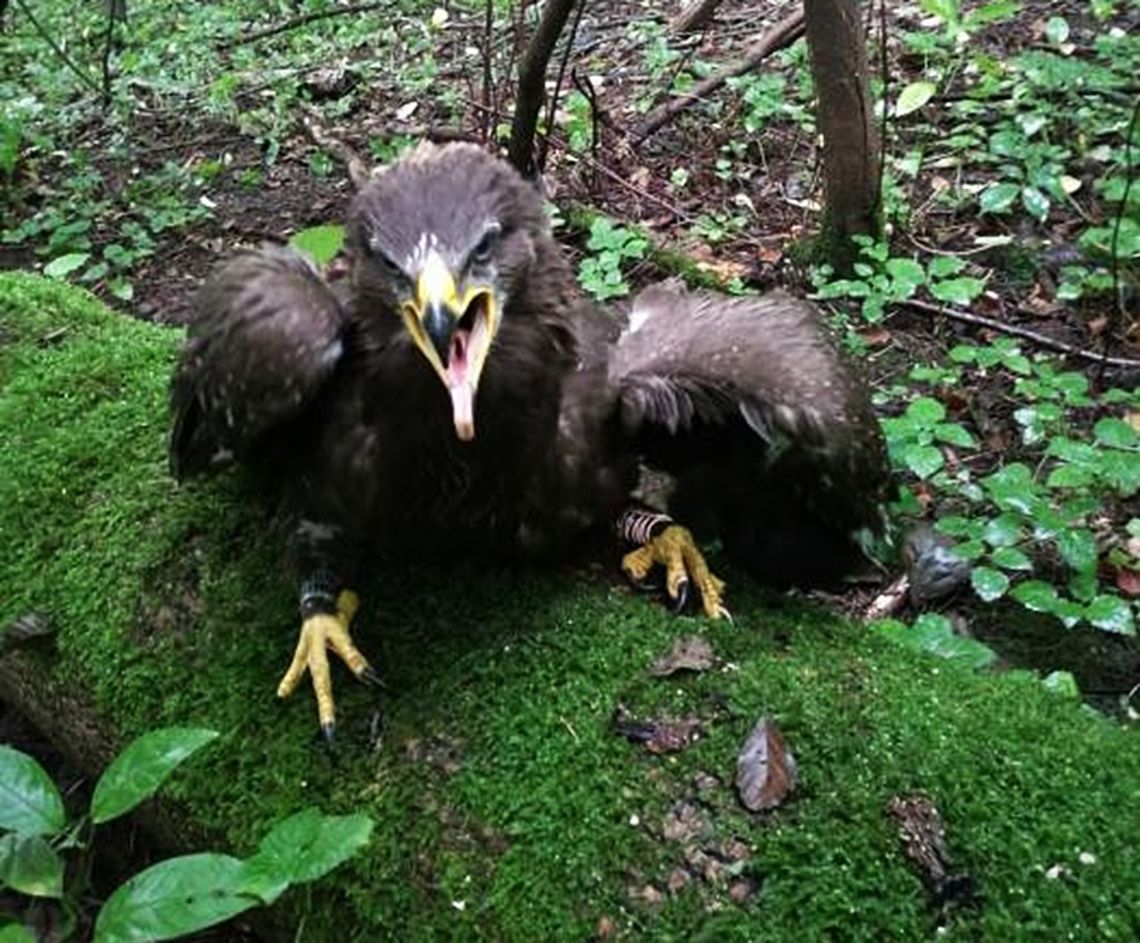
<box><xmin>346</xmin><ymin>142</ymin><xmax>549</xmax><ymax>441</ymax></box>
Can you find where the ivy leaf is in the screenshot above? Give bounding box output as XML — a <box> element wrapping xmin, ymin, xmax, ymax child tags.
<box><xmin>902</xmin><ymin>443</ymin><xmax>945</xmax><ymax>479</ymax></box>
<box><xmin>1011</xmin><ymin>580</ymin><xmax>1059</xmax><ymax>613</ymax></box>
<box><xmin>1084</xmin><ymin>595</ymin><xmax>1135</xmax><ymax>635</ymax></box>
<box><xmin>873</xmin><ymin>614</ymin><xmax>997</xmax><ymax>670</ymax></box>
<box><xmin>927</xmin><ymin>256</ymin><xmax>965</xmax><ymax>278</ymax></box>
<box><xmin>0</xmin><ymin>746</ymin><xmax>66</xmax><ymax>836</ymax></box>
<box><xmin>1099</xmin><ymin>452</ymin><xmax>1140</xmax><ymax>496</ymax></box>
<box><xmin>991</xmin><ymin>546</ymin><xmax>1033</xmax><ymax>571</ymax></box>
<box><xmin>906</xmin><ymin>397</ymin><xmax>946</xmax><ymax>425</ymax></box>
<box><xmin>43</xmin><ymin>253</ymin><xmax>91</xmax><ymax>279</ymax></box>
<box><xmin>238</xmin><ymin>809</ymin><xmax>373</xmax><ymax>905</ymax></box>
<box><xmin>1056</xmin><ymin>529</ymin><xmax>1098</xmax><ymax>572</ymax></box>
<box><xmin>983</xmin><ymin>513</ymin><xmax>1023</xmax><ymax>547</ymax></box>
<box><xmin>91</xmin><ymin>728</ymin><xmax>218</xmax><ymax>825</ymax></box>
<box><xmin>0</xmin><ymin>833</ymin><xmax>64</xmax><ymax>898</ymax></box>
<box><xmin>895</xmin><ymin>81</ymin><xmax>937</xmax><ymax>117</ymax></box>
<box><xmin>1021</xmin><ymin>186</ymin><xmax>1050</xmax><ymax>221</ymax></box>
<box><xmin>971</xmin><ymin>566</ymin><xmax>1010</xmax><ymax>602</ymax></box>
<box><xmin>934</xmin><ymin>422</ymin><xmax>976</xmax><ymax>447</ymax></box>
<box><xmin>979</xmin><ymin>182</ymin><xmax>1020</xmax><ymax>213</ymax></box>
<box><xmin>94</xmin><ymin>854</ymin><xmax>257</xmax><ymax>943</ymax></box>
<box><xmin>1093</xmin><ymin>418</ymin><xmax>1137</xmax><ymax>449</ymax></box>
<box><xmin>1046</xmin><ymin>464</ymin><xmax>1095</xmax><ymax>489</ymax></box>
<box><xmin>929</xmin><ymin>277</ymin><xmax>986</xmax><ymax>305</ymax></box>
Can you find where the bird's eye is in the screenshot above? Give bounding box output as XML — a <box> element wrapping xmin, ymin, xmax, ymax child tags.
<box><xmin>469</xmin><ymin>225</ymin><xmax>500</xmax><ymax>266</ymax></box>
<box><xmin>365</xmin><ymin>237</ymin><xmax>403</xmax><ymax>278</ymax></box>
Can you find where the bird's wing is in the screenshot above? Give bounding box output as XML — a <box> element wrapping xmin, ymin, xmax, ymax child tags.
<box><xmin>607</xmin><ymin>282</ymin><xmax>888</xmax><ymax>533</ymax></box>
<box><xmin>170</xmin><ymin>245</ymin><xmax>348</xmax><ymax>477</ymax></box>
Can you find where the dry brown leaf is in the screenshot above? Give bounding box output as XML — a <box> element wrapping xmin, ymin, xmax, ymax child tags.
<box><xmin>1114</xmin><ymin>567</ymin><xmax>1140</xmax><ymax>598</ymax></box>
<box><xmin>650</xmin><ymin>635</ymin><xmax>716</xmax><ymax>676</ymax></box>
<box><xmin>888</xmin><ymin>793</ymin><xmax>975</xmax><ymax>905</ymax></box>
<box><xmin>613</xmin><ymin>707</ymin><xmax>703</xmax><ymax>754</ymax></box>
<box><xmin>734</xmin><ymin>717</ymin><xmax>798</xmax><ymax>812</ymax></box>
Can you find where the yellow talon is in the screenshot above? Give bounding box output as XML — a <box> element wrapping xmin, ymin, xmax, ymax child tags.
<box><xmin>621</xmin><ymin>525</ymin><xmax>728</xmax><ymax>619</ymax></box>
<box><xmin>277</xmin><ymin>589</ymin><xmax>373</xmax><ymax>730</ymax></box>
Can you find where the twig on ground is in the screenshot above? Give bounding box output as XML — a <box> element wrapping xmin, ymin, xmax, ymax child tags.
<box><xmin>219</xmin><ymin>2</ymin><xmax>387</xmax><ymax>50</ymax></box>
<box><xmin>632</xmin><ymin>10</ymin><xmax>805</xmax><ymax>143</ymax></box>
<box><xmin>671</xmin><ymin>0</ymin><xmax>723</xmax><ymax>35</ymax></box>
<box><xmin>903</xmin><ymin>297</ymin><xmax>1140</xmax><ymax>369</ymax></box>
<box><xmin>298</xmin><ymin>107</ymin><xmax>372</xmax><ymax>189</ymax></box>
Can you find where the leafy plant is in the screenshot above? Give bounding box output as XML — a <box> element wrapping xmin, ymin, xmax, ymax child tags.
<box><xmin>578</xmin><ymin>216</ymin><xmax>648</xmax><ymax>301</ymax></box>
<box><xmin>0</xmin><ymin>728</ymin><xmax>372</xmax><ymax>942</ymax></box>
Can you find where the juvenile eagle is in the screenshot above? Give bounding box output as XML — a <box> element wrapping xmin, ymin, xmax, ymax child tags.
<box><xmin>171</xmin><ymin>143</ymin><xmax>888</xmax><ymax>736</ymax></box>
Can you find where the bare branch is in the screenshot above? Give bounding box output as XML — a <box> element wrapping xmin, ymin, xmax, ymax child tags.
<box><xmin>219</xmin><ymin>2</ymin><xmax>387</xmax><ymax>50</ymax></box>
<box><xmin>632</xmin><ymin>10</ymin><xmax>804</xmax><ymax>143</ymax></box>
<box><xmin>508</xmin><ymin>0</ymin><xmax>578</xmax><ymax>178</ymax></box>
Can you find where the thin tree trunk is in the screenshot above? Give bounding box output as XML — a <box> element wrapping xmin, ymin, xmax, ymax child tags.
<box><xmin>671</xmin><ymin>0</ymin><xmax>723</xmax><ymax>34</ymax></box>
<box><xmin>803</xmin><ymin>0</ymin><xmax>880</xmax><ymax>270</ymax></box>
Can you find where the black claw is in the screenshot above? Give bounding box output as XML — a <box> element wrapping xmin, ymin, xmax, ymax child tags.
<box><xmin>360</xmin><ymin>665</ymin><xmax>386</xmax><ymax>688</ymax></box>
<box><xmin>670</xmin><ymin>579</ymin><xmax>690</xmax><ymax>614</ymax></box>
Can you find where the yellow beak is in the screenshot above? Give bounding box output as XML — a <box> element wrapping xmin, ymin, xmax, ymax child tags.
<box><xmin>400</xmin><ymin>250</ymin><xmax>498</xmax><ymax>441</ymax></box>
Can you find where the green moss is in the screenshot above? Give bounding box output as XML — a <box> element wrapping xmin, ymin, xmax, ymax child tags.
<box><xmin>2</xmin><ymin>272</ymin><xmax>1139</xmax><ymax>940</ymax></box>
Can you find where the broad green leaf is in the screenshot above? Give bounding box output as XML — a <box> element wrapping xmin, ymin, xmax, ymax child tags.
<box><xmin>94</xmin><ymin>854</ymin><xmax>256</xmax><ymax>943</ymax></box>
<box><xmin>929</xmin><ymin>277</ymin><xmax>986</xmax><ymax>305</ymax></box>
<box><xmin>1044</xmin><ymin>16</ymin><xmax>1070</xmax><ymax>45</ymax></box>
<box><xmin>43</xmin><ymin>253</ymin><xmax>90</xmax><ymax>279</ymax></box>
<box><xmin>927</xmin><ymin>256</ymin><xmax>965</xmax><ymax>278</ymax></box>
<box><xmin>919</xmin><ymin>0</ymin><xmax>959</xmax><ymax>22</ymax></box>
<box><xmin>289</xmin><ymin>224</ymin><xmax>345</xmax><ymax>266</ymax></box>
<box><xmin>1099</xmin><ymin>452</ymin><xmax>1140</xmax><ymax>496</ymax></box>
<box><xmin>1084</xmin><ymin>595</ymin><xmax>1135</xmax><ymax>635</ymax></box>
<box><xmin>991</xmin><ymin>546</ymin><xmax>1033</xmax><ymax>571</ymax></box>
<box><xmin>0</xmin><ymin>925</ymin><xmax>37</xmax><ymax>943</ymax></box>
<box><xmin>983</xmin><ymin>513</ymin><xmax>1023</xmax><ymax>547</ymax></box>
<box><xmin>948</xmin><ymin>345</ymin><xmax>977</xmax><ymax>363</ymax></box>
<box><xmin>91</xmin><ymin>728</ymin><xmax>218</xmax><ymax>825</ymax></box>
<box><xmin>906</xmin><ymin>397</ymin><xmax>946</xmax><ymax>425</ymax></box>
<box><xmin>1046</xmin><ymin>464</ymin><xmax>1094</xmax><ymax>489</ymax></box>
<box><xmin>1011</xmin><ymin>579</ymin><xmax>1059</xmax><ymax>613</ymax></box>
<box><xmin>934</xmin><ymin>422</ymin><xmax>976</xmax><ymax>447</ymax></box>
<box><xmin>1021</xmin><ymin>185</ymin><xmax>1050</xmax><ymax>221</ymax></box>
<box><xmin>874</xmin><ymin>614</ymin><xmax>997</xmax><ymax>670</ymax></box>
<box><xmin>979</xmin><ymin>182</ymin><xmax>1019</xmax><ymax>213</ymax></box>
<box><xmin>971</xmin><ymin>566</ymin><xmax>1009</xmax><ymax>602</ymax></box>
<box><xmin>895</xmin><ymin>81</ymin><xmax>937</xmax><ymax>117</ymax></box>
<box><xmin>1056</xmin><ymin>529</ymin><xmax>1098</xmax><ymax>572</ymax></box>
<box><xmin>0</xmin><ymin>747</ymin><xmax>66</xmax><ymax>836</ymax></box>
<box><xmin>238</xmin><ymin>809</ymin><xmax>373</xmax><ymax>906</ymax></box>
<box><xmin>1094</xmin><ymin>417</ymin><xmax>1137</xmax><ymax>449</ymax></box>
<box><xmin>935</xmin><ymin>515</ymin><xmax>982</xmax><ymax>538</ymax></box>
<box><xmin>0</xmin><ymin>833</ymin><xmax>64</xmax><ymax>898</ymax></box>
<box><xmin>903</xmin><ymin>443</ymin><xmax>944</xmax><ymax>479</ymax></box>
<box><xmin>1041</xmin><ymin>670</ymin><xmax>1079</xmax><ymax>698</ymax></box>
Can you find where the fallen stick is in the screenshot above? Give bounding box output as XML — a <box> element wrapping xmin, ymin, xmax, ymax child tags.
<box><xmin>219</xmin><ymin>2</ymin><xmax>387</xmax><ymax>50</ymax></box>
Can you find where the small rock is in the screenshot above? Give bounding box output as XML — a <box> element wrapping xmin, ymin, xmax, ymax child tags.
<box><xmin>729</xmin><ymin>878</ymin><xmax>756</xmax><ymax>904</ymax></box>
<box><xmin>595</xmin><ymin>915</ymin><xmax>616</xmax><ymax>940</ymax></box>
<box><xmin>666</xmin><ymin>867</ymin><xmax>692</xmax><ymax>894</ymax></box>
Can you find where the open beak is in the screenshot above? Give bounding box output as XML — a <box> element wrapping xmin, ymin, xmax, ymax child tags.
<box><xmin>400</xmin><ymin>250</ymin><xmax>498</xmax><ymax>441</ymax></box>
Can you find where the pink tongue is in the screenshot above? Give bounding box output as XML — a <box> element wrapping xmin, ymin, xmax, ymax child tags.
<box><xmin>447</xmin><ymin>329</ymin><xmax>475</xmax><ymax>440</ymax></box>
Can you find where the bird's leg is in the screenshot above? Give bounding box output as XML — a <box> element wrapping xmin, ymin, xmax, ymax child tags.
<box><xmin>616</xmin><ymin>508</ymin><xmax>729</xmax><ymax>619</ymax></box>
<box><xmin>276</xmin><ymin>536</ymin><xmax>381</xmax><ymax>740</ymax></box>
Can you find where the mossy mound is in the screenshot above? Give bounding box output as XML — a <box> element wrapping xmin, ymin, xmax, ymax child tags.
<box><xmin>2</xmin><ymin>272</ymin><xmax>1138</xmax><ymax>941</ymax></box>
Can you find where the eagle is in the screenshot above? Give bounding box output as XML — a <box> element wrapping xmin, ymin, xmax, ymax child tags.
<box><xmin>171</xmin><ymin>142</ymin><xmax>889</xmax><ymax>737</ymax></box>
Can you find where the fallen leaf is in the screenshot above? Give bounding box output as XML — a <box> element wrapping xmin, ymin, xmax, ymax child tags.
<box><xmin>888</xmin><ymin>793</ymin><xmax>976</xmax><ymax>905</ymax></box>
<box><xmin>613</xmin><ymin>707</ymin><xmax>702</xmax><ymax>754</ymax></box>
<box><xmin>661</xmin><ymin>801</ymin><xmax>711</xmax><ymax>844</ymax></box>
<box><xmin>734</xmin><ymin>717</ymin><xmax>798</xmax><ymax>811</ymax></box>
<box><xmin>1114</xmin><ymin>567</ymin><xmax>1140</xmax><ymax>597</ymax></box>
<box><xmin>650</xmin><ymin>635</ymin><xmax>716</xmax><ymax>676</ymax></box>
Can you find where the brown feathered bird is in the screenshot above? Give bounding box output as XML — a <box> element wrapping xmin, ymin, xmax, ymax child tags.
<box><xmin>171</xmin><ymin>143</ymin><xmax>889</xmax><ymax>736</ymax></box>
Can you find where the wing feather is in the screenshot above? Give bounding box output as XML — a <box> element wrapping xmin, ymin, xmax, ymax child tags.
<box><xmin>170</xmin><ymin>245</ymin><xmax>347</xmax><ymax>477</ymax></box>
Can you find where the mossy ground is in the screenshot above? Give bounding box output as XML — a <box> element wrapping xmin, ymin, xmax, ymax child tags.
<box><xmin>2</xmin><ymin>273</ymin><xmax>1138</xmax><ymax>941</ymax></box>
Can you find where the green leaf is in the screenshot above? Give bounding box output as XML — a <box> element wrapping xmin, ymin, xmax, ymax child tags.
<box><xmin>1056</xmin><ymin>529</ymin><xmax>1098</xmax><ymax>573</ymax></box>
<box><xmin>928</xmin><ymin>256</ymin><xmax>965</xmax><ymax>279</ymax></box>
<box><xmin>971</xmin><ymin>566</ymin><xmax>1010</xmax><ymax>601</ymax></box>
<box><xmin>0</xmin><ymin>746</ymin><xmax>66</xmax><ymax>836</ymax></box>
<box><xmin>948</xmin><ymin>345</ymin><xmax>977</xmax><ymax>363</ymax></box>
<box><xmin>934</xmin><ymin>422</ymin><xmax>976</xmax><ymax>447</ymax></box>
<box><xmin>1044</xmin><ymin>16</ymin><xmax>1070</xmax><ymax>45</ymax></box>
<box><xmin>289</xmin><ymin>224</ymin><xmax>345</xmax><ymax>266</ymax></box>
<box><xmin>929</xmin><ymin>277</ymin><xmax>986</xmax><ymax>305</ymax></box>
<box><xmin>0</xmin><ymin>924</ymin><xmax>37</xmax><ymax>943</ymax></box>
<box><xmin>902</xmin><ymin>443</ymin><xmax>944</xmax><ymax>479</ymax></box>
<box><xmin>874</xmin><ymin>614</ymin><xmax>997</xmax><ymax>670</ymax></box>
<box><xmin>1093</xmin><ymin>417</ymin><xmax>1137</xmax><ymax>449</ymax></box>
<box><xmin>1041</xmin><ymin>670</ymin><xmax>1080</xmax><ymax>698</ymax></box>
<box><xmin>991</xmin><ymin>546</ymin><xmax>1033</xmax><ymax>571</ymax></box>
<box><xmin>1046</xmin><ymin>464</ymin><xmax>1094</xmax><ymax>489</ymax></box>
<box><xmin>43</xmin><ymin>253</ymin><xmax>91</xmax><ymax>279</ymax></box>
<box><xmin>983</xmin><ymin>513</ymin><xmax>1023</xmax><ymax>547</ymax></box>
<box><xmin>936</xmin><ymin>515</ymin><xmax>982</xmax><ymax>538</ymax></box>
<box><xmin>979</xmin><ymin>182</ymin><xmax>1020</xmax><ymax>213</ymax></box>
<box><xmin>1021</xmin><ymin>186</ymin><xmax>1050</xmax><ymax>221</ymax></box>
<box><xmin>238</xmin><ymin>809</ymin><xmax>373</xmax><ymax>905</ymax></box>
<box><xmin>1011</xmin><ymin>580</ymin><xmax>1059</xmax><ymax>613</ymax></box>
<box><xmin>91</xmin><ymin>728</ymin><xmax>218</xmax><ymax>825</ymax></box>
<box><xmin>0</xmin><ymin>833</ymin><xmax>64</xmax><ymax>898</ymax></box>
<box><xmin>1084</xmin><ymin>595</ymin><xmax>1135</xmax><ymax>635</ymax></box>
<box><xmin>94</xmin><ymin>854</ymin><xmax>256</xmax><ymax>943</ymax></box>
<box><xmin>906</xmin><ymin>396</ymin><xmax>946</xmax><ymax>425</ymax></box>
<box><xmin>895</xmin><ymin>81</ymin><xmax>937</xmax><ymax>117</ymax></box>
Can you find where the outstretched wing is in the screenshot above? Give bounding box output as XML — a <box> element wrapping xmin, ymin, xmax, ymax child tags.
<box><xmin>170</xmin><ymin>245</ymin><xmax>348</xmax><ymax>477</ymax></box>
<box><xmin>608</xmin><ymin>282</ymin><xmax>888</xmax><ymax>576</ymax></box>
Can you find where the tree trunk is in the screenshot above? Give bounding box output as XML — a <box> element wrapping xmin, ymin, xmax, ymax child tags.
<box><xmin>803</xmin><ymin>0</ymin><xmax>880</xmax><ymax>270</ymax></box>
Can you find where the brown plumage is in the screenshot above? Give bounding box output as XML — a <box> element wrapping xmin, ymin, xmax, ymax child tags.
<box><xmin>171</xmin><ymin>142</ymin><xmax>889</xmax><ymax>735</ymax></box>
